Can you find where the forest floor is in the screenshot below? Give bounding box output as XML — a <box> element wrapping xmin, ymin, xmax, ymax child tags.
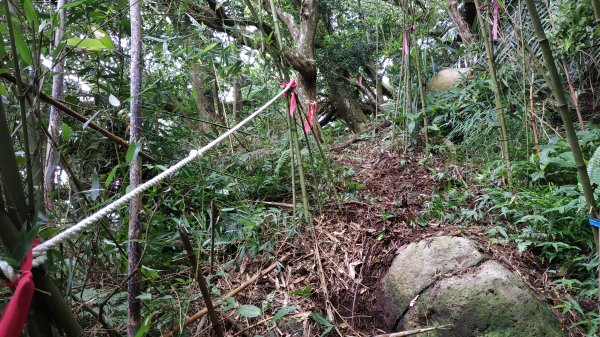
<box><xmin>200</xmin><ymin>132</ymin><xmax>583</xmax><ymax>337</ymax></box>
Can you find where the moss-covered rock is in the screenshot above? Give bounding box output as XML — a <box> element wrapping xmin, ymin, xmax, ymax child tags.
<box><xmin>384</xmin><ymin>236</ymin><xmax>565</xmax><ymax>337</ymax></box>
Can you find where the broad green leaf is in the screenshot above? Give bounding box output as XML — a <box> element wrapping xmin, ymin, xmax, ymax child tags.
<box><xmin>67</xmin><ymin>38</ymin><xmax>110</xmax><ymax>51</ymax></box>
<box><xmin>236</xmin><ymin>304</ymin><xmax>261</xmax><ymax>318</ymax></box>
<box><xmin>90</xmin><ymin>169</ymin><xmax>100</xmax><ymax>201</ymax></box>
<box><xmin>587</xmin><ymin>145</ymin><xmax>600</xmax><ymax>186</ymax></box>
<box><xmin>61</xmin><ymin>123</ymin><xmax>72</xmax><ymax>141</ymax></box>
<box><xmin>105</xmin><ymin>165</ymin><xmax>119</xmax><ymax>188</ymax></box>
<box><xmin>12</xmin><ymin>23</ymin><xmax>32</xmax><ymax>65</ymax></box>
<box><xmin>272</xmin><ymin>305</ymin><xmax>297</xmax><ymax>322</ymax></box>
<box><xmin>99</xmin><ymin>33</ymin><xmax>114</xmax><ymax>50</ymax></box>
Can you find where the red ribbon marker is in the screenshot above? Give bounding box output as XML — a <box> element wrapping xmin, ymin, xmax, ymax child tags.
<box><xmin>402</xmin><ymin>25</ymin><xmax>415</xmax><ymax>56</ymax></box>
<box><xmin>357</xmin><ymin>75</ymin><xmax>363</xmax><ymax>86</ymax></box>
<box><xmin>492</xmin><ymin>0</ymin><xmax>499</xmax><ymax>41</ymax></box>
<box><xmin>280</xmin><ymin>80</ymin><xmax>297</xmax><ymax>117</ymax></box>
<box><xmin>304</xmin><ymin>100</ymin><xmax>318</xmax><ymax>134</ymax></box>
<box><xmin>0</xmin><ymin>240</ymin><xmax>39</xmax><ymax>337</ymax></box>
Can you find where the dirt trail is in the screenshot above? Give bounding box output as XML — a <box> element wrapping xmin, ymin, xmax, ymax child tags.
<box><xmin>216</xmin><ymin>136</ymin><xmax>576</xmax><ymax>336</ymax></box>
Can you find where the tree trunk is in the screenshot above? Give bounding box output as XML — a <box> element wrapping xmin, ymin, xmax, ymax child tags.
<box><xmin>190</xmin><ymin>64</ymin><xmax>216</xmax><ymax>132</ymax></box>
<box><xmin>128</xmin><ymin>0</ymin><xmax>143</xmax><ymax>335</ymax></box>
<box><xmin>331</xmin><ymin>86</ymin><xmax>367</xmax><ymax>133</ymax></box>
<box><xmin>232</xmin><ymin>79</ymin><xmax>241</xmax><ymax>122</ymax></box>
<box><xmin>44</xmin><ymin>0</ymin><xmax>67</xmax><ymax>213</ymax></box>
<box><xmin>445</xmin><ymin>0</ymin><xmax>473</xmax><ymax>44</ymax></box>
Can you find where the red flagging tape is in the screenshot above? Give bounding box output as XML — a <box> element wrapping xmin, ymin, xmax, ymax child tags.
<box><xmin>0</xmin><ymin>240</ymin><xmax>38</xmax><ymax>337</ymax></box>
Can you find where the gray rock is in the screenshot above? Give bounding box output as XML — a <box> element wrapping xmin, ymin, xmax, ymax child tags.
<box><xmin>384</xmin><ymin>236</ymin><xmax>564</xmax><ymax>337</ymax></box>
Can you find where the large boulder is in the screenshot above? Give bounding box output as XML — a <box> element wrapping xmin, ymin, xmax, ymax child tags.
<box><xmin>428</xmin><ymin>68</ymin><xmax>472</xmax><ymax>92</ymax></box>
<box><xmin>384</xmin><ymin>236</ymin><xmax>564</xmax><ymax>337</ymax></box>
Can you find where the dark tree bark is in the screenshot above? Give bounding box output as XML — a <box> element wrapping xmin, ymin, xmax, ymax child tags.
<box><xmin>331</xmin><ymin>86</ymin><xmax>367</xmax><ymax>133</ymax></box>
<box><xmin>128</xmin><ymin>0</ymin><xmax>143</xmax><ymax>335</ymax></box>
<box><xmin>445</xmin><ymin>0</ymin><xmax>473</xmax><ymax>44</ymax></box>
<box><xmin>44</xmin><ymin>0</ymin><xmax>67</xmax><ymax>213</ymax></box>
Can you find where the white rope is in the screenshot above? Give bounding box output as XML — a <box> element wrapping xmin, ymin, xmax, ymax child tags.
<box><xmin>0</xmin><ymin>82</ymin><xmax>293</xmax><ymax>280</ymax></box>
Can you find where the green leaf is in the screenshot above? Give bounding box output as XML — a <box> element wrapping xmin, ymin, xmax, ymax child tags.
<box><xmin>12</xmin><ymin>23</ymin><xmax>32</xmax><ymax>65</ymax></box>
<box><xmin>587</xmin><ymin>145</ymin><xmax>600</xmax><ymax>186</ymax></box>
<box><xmin>236</xmin><ymin>304</ymin><xmax>261</xmax><ymax>318</ymax></box>
<box><xmin>60</xmin><ymin>0</ymin><xmax>91</xmax><ymax>9</ymax></box>
<box><xmin>23</xmin><ymin>0</ymin><xmax>38</xmax><ymax>29</ymax></box>
<box><xmin>0</xmin><ymin>82</ymin><xmax>8</xmax><ymax>96</ymax></box>
<box><xmin>136</xmin><ymin>293</ymin><xmax>152</xmax><ymax>301</ymax></box>
<box><xmin>272</xmin><ymin>305</ymin><xmax>297</xmax><ymax>322</ymax></box>
<box><xmin>289</xmin><ymin>285</ymin><xmax>312</xmax><ymax>298</ymax></box>
<box><xmin>61</xmin><ymin>123</ymin><xmax>72</xmax><ymax>142</ymax></box>
<box><xmin>105</xmin><ymin>165</ymin><xmax>119</xmax><ymax>188</ymax></box>
<box><xmin>67</xmin><ymin>37</ymin><xmax>111</xmax><ymax>51</ymax></box>
<box><xmin>99</xmin><ymin>33</ymin><xmax>114</xmax><ymax>50</ymax></box>
<box><xmin>202</xmin><ymin>42</ymin><xmax>218</xmax><ymax>54</ymax></box>
<box><xmin>125</xmin><ymin>141</ymin><xmax>141</xmax><ymax>163</ymax></box>
<box><xmin>134</xmin><ymin>313</ymin><xmax>153</xmax><ymax>337</ymax></box>
<box><xmin>91</xmin><ymin>169</ymin><xmax>100</xmax><ymax>201</ymax></box>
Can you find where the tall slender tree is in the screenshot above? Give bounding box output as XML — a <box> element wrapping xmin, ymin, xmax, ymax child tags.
<box><xmin>524</xmin><ymin>0</ymin><xmax>600</xmax><ymax>315</ymax></box>
<box><xmin>44</xmin><ymin>0</ymin><xmax>67</xmax><ymax>213</ymax></box>
<box><xmin>474</xmin><ymin>0</ymin><xmax>511</xmax><ymax>183</ymax></box>
<box><xmin>128</xmin><ymin>0</ymin><xmax>143</xmax><ymax>335</ymax></box>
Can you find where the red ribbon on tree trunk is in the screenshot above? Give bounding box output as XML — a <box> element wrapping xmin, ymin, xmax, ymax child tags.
<box><xmin>280</xmin><ymin>80</ymin><xmax>297</xmax><ymax>117</ymax></box>
<box><xmin>0</xmin><ymin>240</ymin><xmax>39</xmax><ymax>337</ymax></box>
<box><xmin>304</xmin><ymin>100</ymin><xmax>318</xmax><ymax>133</ymax></box>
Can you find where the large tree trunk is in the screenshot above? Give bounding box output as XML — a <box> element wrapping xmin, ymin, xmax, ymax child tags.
<box><xmin>44</xmin><ymin>0</ymin><xmax>67</xmax><ymax>213</ymax></box>
<box><xmin>445</xmin><ymin>0</ymin><xmax>473</xmax><ymax>44</ymax></box>
<box><xmin>128</xmin><ymin>0</ymin><xmax>143</xmax><ymax>335</ymax></box>
<box><xmin>331</xmin><ymin>86</ymin><xmax>367</xmax><ymax>133</ymax></box>
<box><xmin>190</xmin><ymin>64</ymin><xmax>220</xmax><ymax>132</ymax></box>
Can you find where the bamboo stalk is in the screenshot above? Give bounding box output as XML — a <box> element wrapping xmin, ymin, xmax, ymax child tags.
<box><xmin>524</xmin><ymin>0</ymin><xmax>600</xmax><ymax>316</ymax></box>
<box><xmin>474</xmin><ymin>0</ymin><xmax>512</xmax><ymax>184</ymax></box>
<box><xmin>178</xmin><ymin>227</ymin><xmax>224</xmax><ymax>337</ymax></box>
<box><xmin>592</xmin><ymin>0</ymin><xmax>600</xmax><ymax>27</ymax></box>
<box><xmin>5</xmin><ymin>1</ymin><xmax>35</xmax><ymax>220</ymax></box>
<box><xmin>290</xmin><ymin>112</ymin><xmax>312</xmax><ymax>225</ymax></box>
<box><xmin>414</xmin><ymin>42</ymin><xmax>429</xmax><ymax>151</ymax></box>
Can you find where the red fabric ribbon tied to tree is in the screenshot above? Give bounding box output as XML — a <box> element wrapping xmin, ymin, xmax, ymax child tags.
<box><xmin>0</xmin><ymin>240</ymin><xmax>39</xmax><ymax>337</ymax></box>
<box><xmin>280</xmin><ymin>79</ymin><xmax>297</xmax><ymax>117</ymax></box>
<box><xmin>304</xmin><ymin>100</ymin><xmax>318</xmax><ymax>133</ymax></box>
<box><xmin>492</xmin><ymin>0</ymin><xmax>499</xmax><ymax>41</ymax></box>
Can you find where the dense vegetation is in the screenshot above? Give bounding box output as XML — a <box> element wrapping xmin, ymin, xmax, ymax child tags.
<box><xmin>1</xmin><ymin>0</ymin><xmax>600</xmax><ymax>336</ymax></box>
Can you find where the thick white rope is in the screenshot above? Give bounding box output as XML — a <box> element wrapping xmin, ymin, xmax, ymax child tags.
<box><xmin>0</xmin><ymin>82</ymin><xmax>293</xmax><ymax>281</ymax></box>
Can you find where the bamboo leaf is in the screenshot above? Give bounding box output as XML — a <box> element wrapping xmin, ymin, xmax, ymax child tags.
<box><xmin>67</xmin><ymin>37</ymin><xmax>111</xmax><ymax>51</ymax></box>
<box><xmin>105</xmin><ymin>165</ymin><xmax>119</xmax><ymax>188</ymax></box>
<box><xmin>12</xmin><ymin>23</ymin><xmax>32</xmax><ymax>65</ymax></box>
<box><xmin>23</xmin><ymin>0</ymin><xmax>38</xmax><ymax>29</ymax></box>
<box><xmin>60</xmin><ymin>0</ymin><xmax>91</xmax><ymax>10</ymax></box>
<box><xmin>125</xmin><ymin>141</ymin><xmax>141</xmax><ymax>164</ymax></box>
